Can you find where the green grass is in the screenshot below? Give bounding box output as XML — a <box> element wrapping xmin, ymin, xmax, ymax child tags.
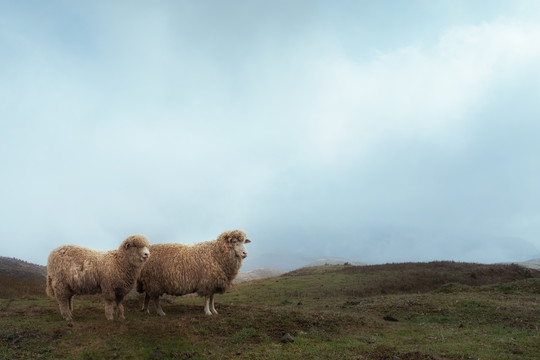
<box><xmin>1</xmin><ymin>262</ymin><xmax>539</xmax><ymax>359</ymax></box>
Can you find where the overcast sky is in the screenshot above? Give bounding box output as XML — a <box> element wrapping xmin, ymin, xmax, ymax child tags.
<box><xmin>2</xmin><ymin>1</ymin><xmax>540</xmax><ymax>270</ymax></box>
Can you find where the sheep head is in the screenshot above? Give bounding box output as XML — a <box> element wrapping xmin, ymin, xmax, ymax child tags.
<box><xmin>121</xmin><ymin>234</ymin><xmax>151</xmax><ymax>264</ymax></box>
<box><xmin>218</xmin><ymin>230</ymin><xmax>251</xmax><ymax>259</ymax></box>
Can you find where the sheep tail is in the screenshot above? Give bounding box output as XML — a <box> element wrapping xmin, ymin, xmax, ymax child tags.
<box><xmin>46</xmin><ymin>275</ymin><xmax>54</xmax><ymax>298</ymax></box>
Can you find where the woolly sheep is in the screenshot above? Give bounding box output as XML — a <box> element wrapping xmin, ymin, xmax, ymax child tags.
<box><xmin>46</xmin><ymin>235</ymin><xmax>151</xmax><ymax>321</ymax></box>
<box><xmin>137</xmin><ymin>229</ymin><xmax>251</xmax><ymax>316</ymax></box>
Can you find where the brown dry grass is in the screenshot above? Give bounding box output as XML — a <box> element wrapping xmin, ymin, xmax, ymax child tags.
<box><xmin>0</xmin><ymin>273</ymin><xmax>46</xmax><ymax>298</ymax></box>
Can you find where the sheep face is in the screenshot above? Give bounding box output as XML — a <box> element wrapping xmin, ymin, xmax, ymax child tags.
<box><xmin>121</xmin><ymin>235</ymin><xmax>151</xmax><ymax>264</ymax></box>
<box><xmin>220</xmin><ymin>230</ymin><xmax>251</xmax><ymax>259</ymax></box>
<box><xmin>233</xmin><ymin>241</ymin><xmax>250</xmax><ymax>259</ymax></box>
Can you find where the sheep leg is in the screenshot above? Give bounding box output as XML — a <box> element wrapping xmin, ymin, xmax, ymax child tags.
<box><xmin>116</xmin><ymin>302</ymin><xmax>125</xmax><ymax>320</ymax></box>
<box><xmin>53</xmin><ymin>286</ymin><xmax>73</xmax><ymax>321</ymax></box>
<box><xmin>57</xmin><ymin>296</ymin><xmax>73</xmax><ymax>321</ymax></box>
<box><xmin>113</xmin><ymin>292</ymin><xmax>126</xmax><ymax>320</ymax></box>
<box><xmin>153</xmin><ymin>297</ymin><xmax>166</xmax><ymax>317</ymax></box>
<box><xmin>204</xmin><ymin>295</ymin><xmax>213</xmax><ymax>316</ymax></box>
<box><xmin>68</xmin><ymin>295</ymin><xmax>74</xmax><ymax>312</ymax></box>
<box><xmin>209</xmin><ymin>294</ymin><xmax>218</xmax><ymax>315</ymax></box>
<box><xmin>104</xmin><ymin>300</ymin><xmax>115</xmax><ymax>320</ymax></box>
<box><xmin>141</xmin><ymin>293</ymin><xmax>151</xmax><ymax>314</ymax></box>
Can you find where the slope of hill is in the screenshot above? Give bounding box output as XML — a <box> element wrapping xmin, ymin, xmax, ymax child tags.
<box><xmin>238</xmin><ymin>261</ymin><xmax>539</xmax><ymax>304</ymax></box>
<box><xmin>0</xmin><ymin>256</ymin><xmax>47</xmax><ymax>281</ymax></box>
<box><xmin>0</xmin><ymin>257</ymin><xmax>47</xmax><ymax>298</ymax></box>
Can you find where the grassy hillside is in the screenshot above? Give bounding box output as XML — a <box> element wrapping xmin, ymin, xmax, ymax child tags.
<box><xmin>0</xmin><ymin>273</ymin><xmax>46</xmax><ymax>298</ymax></box>
<box><xmin>1</xmin><ymin>261</ymin><xmax>539</xmax><ymax>359</ymax></box>
<box><xmin>0</xmin><ymin>257</ymin><xmax>47</xmax><ymax>298</ymax></box>
<box><xmin>0</xmin><ymin>256</ymin><xmax>47</xmax><ymax>281</ymax></box>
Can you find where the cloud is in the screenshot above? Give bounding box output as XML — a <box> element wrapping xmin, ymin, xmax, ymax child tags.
<box><xmin>295</xmin><ymin>21</ymin><xmax>540</xmax><ymax>165</ymax></box>
<box><xmin>2</xmin><ymin>3</ymin><xmax>540</xmax><ymax>266</ymax></box>
<box><xmin>245</xmin><ymin>20</ymin><xmax>540</xmax><ymax>265</ymax></box>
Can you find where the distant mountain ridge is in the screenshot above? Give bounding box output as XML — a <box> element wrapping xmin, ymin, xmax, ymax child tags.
<box><xmin>235</xmin><ymin>258</ymin><xmax>365</xmax><ymax>283</ymax></box>
<box><xmin>235</xmin><ymin>268</ymin><xmax>286</xmax><ymax>283</ymax></box>
<box><xmin>517</xmin><ymin>258</ymin><xmax>540</xmax><ymax>270</ymax></box>
<box><xmin>244</xmin><ymin>252</ymin><xmax>367</xmax><ymax>271</ymax></box>
<box><xmin>303</xmin><ymin>257</ymin><xmax>366</xmax><ymax>267</ymax></box>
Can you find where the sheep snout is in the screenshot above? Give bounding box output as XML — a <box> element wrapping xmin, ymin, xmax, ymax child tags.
<box><xmin>140</xmin><ymin>247</ymin><xmax>150</xmax><ymax>262</ymax></box>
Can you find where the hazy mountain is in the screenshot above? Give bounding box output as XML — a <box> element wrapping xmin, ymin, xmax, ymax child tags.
<box><xmin>243</xmin><ymin>252</ymin><xmax>313</xmax><ymax>271</ymax></box>
<box><xmin>303</xmin><ymin>257</ymin><xmax>366</xmax><ymax>267</ymax></box>
<box><xmin>235</xmin><ymin>268</ymin><xmax>285</xmax><ymax>283</ymax></box>
<box><xmin>236</xmin><ymin>256</ymin><xmax>364</xmax><ymax>282</ymax></box>
<box><xmin>517</xmin><ymin>258</ymin><xmax>540</xmax><ymax>270</ymax></box>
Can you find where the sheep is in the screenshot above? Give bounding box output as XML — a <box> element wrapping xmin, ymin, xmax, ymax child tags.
<box><xmin>46</xmin><ymin>235</ymin><xmax>151</xmax><ymax>321</ymax></box>
<box><xmin>136</xmin><ymin>229</ymin><xmax>251</xmax><ymax>316</ymax></box>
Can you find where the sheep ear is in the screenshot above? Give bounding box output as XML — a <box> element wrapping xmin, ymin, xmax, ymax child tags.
<box><xmin>125</xmin><ymin>243</ymin><xmax>130</xmax><ymax>249</ymax></box>
<box><xmin>245</xmin><ymin>239</ymin><xmax>251</xmax><ymax>244</ymax></box>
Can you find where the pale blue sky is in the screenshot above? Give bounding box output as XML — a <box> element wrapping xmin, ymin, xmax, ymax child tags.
<box><xmin>2</xmin><ymin>1</ymin><xmax>540</xmax><ymax>269</ymax></box>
